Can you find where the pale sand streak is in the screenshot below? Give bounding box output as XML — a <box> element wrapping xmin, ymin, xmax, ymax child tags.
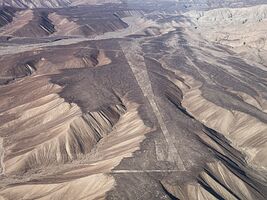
<box><xmin>0</xmin><ymin>137</ymin><xmax>4</xmax><ymax>175</ymax></box>
<box><xmin>120</xmin><ymin>40</ymin><xmax>185</xmax><ymax>170</ymax></box>
<box><xmin>111</xmin><ymin>169</ymin><xmax>183</xmax><ymax>173</ymax></box>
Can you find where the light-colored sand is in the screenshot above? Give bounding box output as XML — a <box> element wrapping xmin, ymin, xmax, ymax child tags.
<box><xmin>49</xmin><ymin>12</ymin><xmax>83</xmax><ymax>36</ymax></box>
<box><xmin>71</xmin><ymin>0</ymin><xmax>120</xmax><ymax>6</ymax></box>
<box><xmin>186</xmin><ymin>5</ymin><xmax>267</xmax><ymax>65</ymax></box>
<box><xmin>168</xmin><ymin>70</ymin><xmax>267</xmax><ymax>170</ymax></box>
<box><xmin>0</xmin><ymin>71</ymin><xmax>152</xmax><ymax>198</ymax></box>
<box><xmin>156</xmin><ymin>67</ymin><xmax>267</xmax><ymax>199</ymax></box>
<box><xmin>0</xmin><ymin>173</ymin><xmax>114</xmax><ymax>200</ymax></box>
<box><xmin>0</xmin><ymin>0</ymin><xmax>72</xmax><ymax>8</ymax></box>
<box><xmin>0</xmin><ymin>10</ymin><xmax>33</xmax><ymax>36</ymax></box>
<box><xmin>96</xmin><ymin>50</ymin><xmax>112</xmax><ymax>66</ymax></box>
<box><xmin>0</xmin><ymin>0</ymin><xmax>122</xmax><ymax>8</ymax></box>
<box><xmin>185</xmin><ymin>161</ymin><xmax>255</xmax><ymax>200</ymax></box>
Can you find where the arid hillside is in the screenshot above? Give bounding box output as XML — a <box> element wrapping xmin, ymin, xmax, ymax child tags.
<box><xmin>0</xmin><ymin>0</ymin><xmax>266</xmax><ymax>8</ymax></box>
<box><xmin>186</xmin><ymin>4</ymin><xmax>267</xmax><ymax>65</ymax></box>
<box><xmin>0</xmin><ymin>0</ymin><xmax>121</xmax><ymax>8</ymax></box>
<box><xmin>0</xmin><ymin>1</ymin><xmax>266</xmax><ymax>200</ymax></box>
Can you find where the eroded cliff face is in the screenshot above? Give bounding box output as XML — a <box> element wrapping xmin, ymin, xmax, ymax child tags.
<box><xmin>0</xmin><ymin>2</ymin><xmax>266</xmax><ymax>200</ymax></box>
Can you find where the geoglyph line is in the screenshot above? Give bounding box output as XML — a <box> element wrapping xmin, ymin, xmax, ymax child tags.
<box><xmin>120</xmin><ymin>40</ymin><xmax>185</xmax><ymax>171</ymax></box>
<box><xmin>0</xmin><ymin>138</ymin><xmax>5</xmax><ymax>175</ymax></box>
<box><xmin>111</xmin><ymin>169</ymin><xmax>183</xmax><ymax>173</ymax></box>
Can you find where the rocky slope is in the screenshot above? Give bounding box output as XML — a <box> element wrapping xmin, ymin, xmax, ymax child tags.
<box><xmin>0</xmin><ymin>1</ymin><xmax>266</xmax><ymax>200</ymax></box>
<box><xmin>0</xmin><ymin>0</ymin><xmax>121</xmax><ymax>8</ymax></box>
<box><xmin>0</xmin><ymin>0</ymin><xmax>266</xmax><ymax>8</ymax></box>
<box><xmin>0</xmin><ymin>6</ymin><xmax>141</xmax><ymax>39</ymax></box>
<box><xmin>186</xmin><ymin>4</ymin><xmax>267</xmax><ymax>65</ymax></box>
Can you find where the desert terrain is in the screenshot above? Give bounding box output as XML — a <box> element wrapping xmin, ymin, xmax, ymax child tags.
<box><xmin>0</xmin><ymin>0</ymin><xmax>266</xmax><ymax>199</ymax></box>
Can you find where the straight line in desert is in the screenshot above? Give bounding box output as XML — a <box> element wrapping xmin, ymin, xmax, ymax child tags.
<box><xmin>120</xmin><ymin>40</ymin><xmax>185</xmax><ymax>171</ymax></box>
<box><xmin>0</xmin><ymin>137</ymin><xmax>5</xmax><ymax>175</ymax></box>
<box><xmin>111</xmin><ymin>169</ymin><xmax>183</xmax><ymax>174</ymax></box>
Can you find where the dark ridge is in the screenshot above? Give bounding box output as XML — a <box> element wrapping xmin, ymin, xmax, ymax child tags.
<box><xmin>0</xmin><ymin>36</ymin><xmax>12</xmax><ymax>42</ymax></box>
<box><xmin>0</xmin><ymin>6</ymin><xmax>17</xmax><ymax>27</ymax></box>
<box><xmin>70</xmin><ymin>128</ymin><xmax>86</xmax><ymax>155</ymax></box>
<box><xmin>160</xmin><ymin>182</ymin><xmax>179</xmax><ymax>200</ymax></box>
<box><xmin>166</xmin><ymin>94</ymin><xmax>194</xmax><ymax>119</ymax></box>
<box><xmin>38</xmin><ymin>11</ymin><xmax>55</xmax><ymax>35</ymax></box>
<box><xmin>90</xmin><ymin>50</ymin><xmax>100</xmax><ymax>66</ymax></box>
<box><xmin>203</xmin><ymin>168</ymin><xmax>242</xmax><ymax>200</ymax></box>
<box><xmin>200</xmin><ymin>123</ymin><xmax>266</xmax><ymax>197</ymax></box>
<box><xmin>160</xmin><ymin>73</ymin><xmax>267</xmax><ymax>198</ymax></box>
<box><xmin>7</xmin><ymin>60</ymin><xmax>37</xmax><ymax>79</ymax></box>
<box><xmin>52</xmin><ymin>6</ymin><xmax>130</xmax><ymax>36</ymax></box>
<box><xmin>201</xmin><ymin>121</ymin><xmax>267</xmax><ymax>198</ymax></box>
<box><xmin>22</xmin><ymin>61</ymin><xmax>36</xmax><ymax>75</ymax></box>
<box><xmin>217</xmin><ymin>153</ymin><xmax>266</xmax><ymax>198</ymax></box>
<box><xmin>113</xmin><ymin>9</ymin><xmax>143</xmax><ymax>18</ymax></box>
<box><xmin>198</xmin><ymin>127</ymin><xmax>267</xmax><ymax>199</ymax></box>
<box><xmin>203</xmin><ymin>126</ymin><xmax>245</xmax><ymax>163</ymax></box>
<box><xmin>83</xmin><ymin>114</ymin><xmax>103</xmax><ymax>142</ymax></box>
<box><xmin>6</xmin><ymin>9</ymin><xmax>56</xmax><ymax>37</ymax></box>
<box><xmin>197</xmin><ymin>178</ymin><xmax>224</xmax><ymax>200</ymax></box>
